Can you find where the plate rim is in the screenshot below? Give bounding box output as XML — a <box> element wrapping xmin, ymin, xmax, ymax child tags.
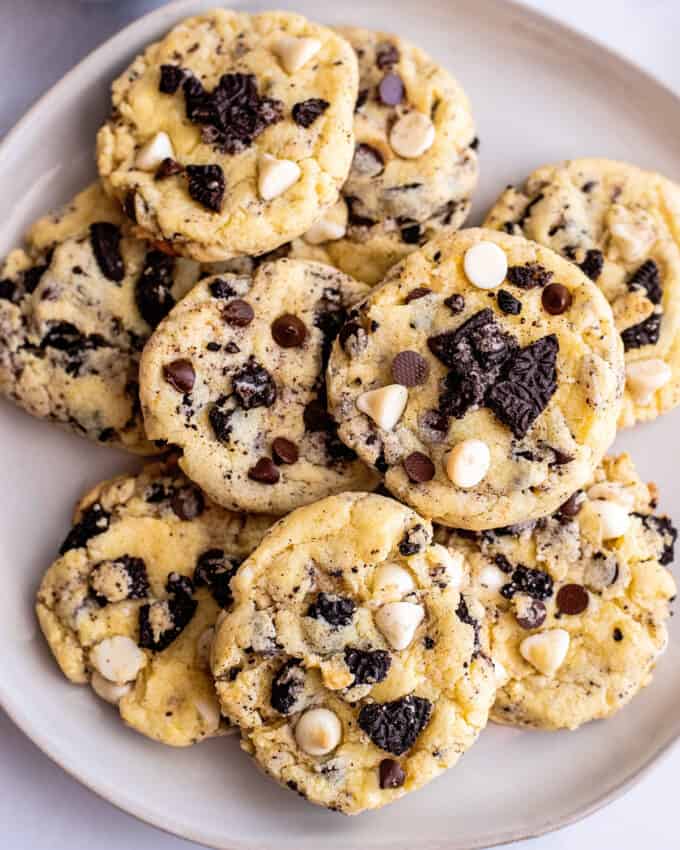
<box><xmin>2</xmin><ymin>0</ymin><xmax>680</xmax><ymax>847</ymax></box>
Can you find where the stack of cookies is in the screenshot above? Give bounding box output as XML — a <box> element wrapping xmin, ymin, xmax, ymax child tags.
<box><xmin>2</xmin><ymin>8</ymin><xmax>677</xmax><ymax>816</ymax></box>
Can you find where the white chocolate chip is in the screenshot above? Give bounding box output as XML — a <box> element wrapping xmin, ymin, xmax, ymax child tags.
<box><xmin>258</xmin><ymin>154</ymin><xmax>301</xmax><ymax>201</ymax></box>
<box><xmin>90</xmin><ymin>671</ymin><xmax>132</xmax><ymax>705</ymax></box>
<box><xmin>295</xmin><ymin>707</ymin><xmax>342</xmax><ymax>756</ymax></box>
<box><xmin>590</xmin><ymin>499</ymin><xmax>630</xmax><ymax>539</ymax></box>
<box><xmin>446</xmin><ymin>439</ymin><xmax>491</xmax><ymax>488</ymax></box>
<box><xmin>303</xmin><ymin>199</ymin><xmax>348</xmax><ymax>244</ymax></box>
<box><xmin>606</xmin><ymin>204</ymin><xmax>657</xmax><ymax>262</ymax></box>
<box><xmin>520</xmin><ymin>629</ymin><xmax>570</xmax><ymax>676</ymax></box>
<box><xmin>427</xmin><ymin>545</ymin><xmax>464</xmax><ymax>588</ymax></box>
<box><xmin>625</xmin><ymin>358</ymin><xmax>672</xmax><ymax>405</ymax></box>
<box><xmin>493</xmin><ymin>659</ymin><xmax>510</xmax><ymax>685</ymax></box>
<box><xmin>373</xmin><ymin>563</ymin><xmax>415</xmax><ymax>600</ymax></box>
<box><xmin>196</xmin><ymin>627</ymin><xmax>215</xmax><ymax>669</ymax></box>
<box><xmin>274</xmin><ymin>36</ymin><xmax>321</xmax><ymax>74</ymax></box>
<box><xmin>478</xmin><ymin>564</ymin><xmax>506</xmax><ymax>592</ymax></box>
<box><xmin>463</xmin><ymin>241</ymin><xmax>508</xmax><ymax>290</ymax></box>
<box><xmin>586</xmin><ymin>482</ymin><xmax>635</xmax><ymax>510</ymax></box>
<box><xmin>389</xmin><ymin>112</ymin><xmax>435</xmax><ymax>159</ymax></box>
<box><xmin>375</xmin><ymin>601</ymin><xmax>424</xmax><ymax>650</ymax></box>
<box><xmin>135</xmin><ymin>131</ymin><xmax>174</xmax><ymax>171</ymax></box>
<box><xmin>357</xmin><ymin>384</ymin><xmax>408</xmax><ymax>430</ymax></box>
<box><xmin>89</xmin><ymin>636</ymin><xmax>145</xmax><ymax>684</ymax></box>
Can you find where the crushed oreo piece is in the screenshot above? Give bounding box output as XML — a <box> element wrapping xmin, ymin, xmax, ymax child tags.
<box><xmin>270</xmin><ymin>659</ymin><xmax>305</xmax><ymax>715</ymax></box>
<box><xmin>456</xmin><ymin>595</ymin><xmax>481</xmax><ymax>652</ymax></box>
<box><xmin>635</xmin><ymin>513</ymin><xmax>677</xmax><ymax>565</ymax></box>
<box><xmin>514</xmin><ymin>597</ymin><xmax>547</xmax><ymax>630</ymax></box>
<box><xmin>344</xmin><ymin>647</ymin><xmax>391</xmax><ymax>685</ymax></box>
<box><xmin>579</xmin><ymin>248</ymin><xmax>604</xmax><ymax>281</ymax></box>
<box><xmin>307</xmin><ymin>592</ymin><xmax>356</xmax><ymax>627</ymax></box>
<box><xmin>358</xmin><ymin>695</ymin><xmax>432</xmax><ymax>756</ymax></box>
<box><xmin>444</xmin><ymin>293</ymin><xmax>465</xmax><ymax>314</ymax></box>
<box><xmin>136</xmin><ymin>250</ymin><xmax>176</xmax><ymax>327</ymax></box>
<box><xmin>398</xmin><ymin>524</ymin><xmax>426</xmax><ymax>556</ymax></box>
<box><xmin>501</xmin><ymin>565</ymin><xmax>554</xmax><ymax>601</ymax></box>
<box><xmin>507</xmin><ymin>262</ymin><xmax>553</xmax><ymax>290</ymax></box>
<box><xmin>621</xmin><ymin>313</ymin><xmax>662</xmax><ymax>350</ymax></box>
<box><xmin>209</xmin><ymin>278</ymin><xmax>237</xmax><ymax>299</ymax></box>
<box><xmin>186</xmin><ymin>164</ymin><xmax>225</xmax><ymax>212</ymax></box>
<box><xmin>155</xmin><ymin>157</ymin><xmax>184</xmax><ymax>180</ymax></box>
<box><xmin>376</xmin><ymin>42</ymin><xmax>400</xmax><ymax>69</ymax></box>
<box><xmin>159</xmin><ymin>64</ymin><xmax>188</xmax><ymax>94</ymax></box>
<box><xmin>138</xmin><ymin>573</ymin><xmax>197</xmax><ymax>651</ymax></box>
<box><xmin>209</xmin><ymin>396</ymin><xmax>235</xmax><ymax>443</ymax></box>
<box><xmin>194</xmin><ymin>548</ymin><xmax>240</xmax><ymax>608</ymax></box>
<box><xmin>628</xmin><ymin>259</ymin><xmax>662</xmax><ymax>304</ymax></box>
<box><xmin>90</xmin><ymin>555</ymin><xmax>150</xmax><ymax>606</ymax></box>
<box><xmin>90</xmin><ymin>222</ymin><xmax>124</xmax><ymax>282</ymax></box>
<box><xmin>351</xmin><ymin>143</ymin><xmax>384</xmax><ymax>178</ymax></box>
<box><xmin>232</xmin><ymin>358</ymin><xmax>276</xmax><ymax>409</ymax></box>
<box><xmin>170</xmin><ymin>484</ymin><xmax>204</xmax><ymax>520</ymax></box>
<box><xmin>292</xmin><ymin>98</ymin><xmax>329</xmax><ymax>127</ymax></box>
<box><xmin>59</xmin><ymin>502</ymin><xmax>110</xmax><ymax>554</ymax></box>
<box><xmin>497</xmin><ymin>289</ymin><xmax>522</xmax><ymax>315</ymax></box>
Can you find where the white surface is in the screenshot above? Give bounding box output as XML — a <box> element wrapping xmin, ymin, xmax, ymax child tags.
<box><xmin>1</xmin><ymin>1</ymin><xmax>679</xmax><ymax>848</ymax></box>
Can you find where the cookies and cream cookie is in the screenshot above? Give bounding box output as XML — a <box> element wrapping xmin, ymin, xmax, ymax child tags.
<box><xmin>327</xmin><ymin>228</ymin><xmax>624</xmax><ymax>530</ymax></box>
<box><xmin>211</xmin><ymin>492</ymin><xmax>495</xmax><ymax>813</ymax></box>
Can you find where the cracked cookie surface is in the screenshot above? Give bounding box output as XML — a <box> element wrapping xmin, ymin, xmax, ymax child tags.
<box><xmin>437</xmin><ymin>454</ymin><xmax>676</xmax><ymax>730</ymax></box>
<box><xmin>484</xmin><ymin>158</ymin><xmax>680</xmax><ymax>426</ymax></box>
<box><xmin>140</xmin><ymin>259</ymin><xmax>379</xmax><ymax>515</ymax></box>
<box><xmin>36</xmin><ymin>460</ymin><xmax>272</xmax><ymax>746</ymax></box>
<box><xmin>211</xmin><ymin>492</ymin><xmax>495</xmax><ymax>813</ymax></box>
<box><xmin>0</xmin><ymin>183</ymin><xmax>201</xmax><ymax>453</ymax></box>
<box><xmin>96</xmin><ymin>10</ymin><xmax>358</xmax><ymax>262</ymax></box>
<box><xmin>327</xmin><ymin>227</ymin><xmax>624</xmax><ymax>530</ymax></box>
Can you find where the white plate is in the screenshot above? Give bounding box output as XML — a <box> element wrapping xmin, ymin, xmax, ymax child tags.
<box><xmin>1</xmin><ymin>1</ymin><xmax>680</xmax><ymax>847</ymax></box>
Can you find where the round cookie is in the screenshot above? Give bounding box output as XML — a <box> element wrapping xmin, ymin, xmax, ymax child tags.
<box><xmin>96</xmin><ymin>10</ymin><xmax>359</xmax><ymax>262</ymax></box>
<box><xmin>211</xmin><ymin>492</ymin><xmax>496</xmax><ymax>814</ymax></box>
<box><xmin>484</xmin><ymin>159</ymin><xmax>680</xmax><ymax>427</ymax></box>
<box><xmin>139</xmin><ymin>259</ymin><xmax>380</xmax><ymax>514</ymax></box>
<box><xmin>36</xmin><ymin>460</ymin><xmax>272</xmax><ymax>746</ymax></box>
<box><xmin>0</xmin><ymin>182</ymin><xmax>201</xmax><ymax>453</ymax></box>
<box><xmin>437</xmin><ymin>454</ymin><xmax>677</xmax><ymax>730</ymax></box>
<box><xmin>326</xmin><ymin>227</ymin><xmax>624</xmax><ymax>530</ymax></box>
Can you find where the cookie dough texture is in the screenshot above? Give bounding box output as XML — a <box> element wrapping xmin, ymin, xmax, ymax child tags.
<box><xmin>212</xmin><ymin>492</ymin><xmax>495</xmax><ymax>813</ymax></box>
<box><xmin>36</xmin><ymin>461</ymin><xmax>272</xmax><ymax>746</ymax></box>
<box><xmin>140</xmin><ymin>259</ymin><xmax>379</xmax><ymax>515</ymax></box>
<box><xmin>0</xmin><ymin>182</ymin><xmax>201</xmax><ymax>453</ymax></box>
<box><xmin>484</xmin><ymin>159</ymin><xmax>680</xmax><ymax>426</ymax></box>
<box><xmin>327</xmin><ymin>228</ymin><xmax>624</xmax><ymax>530</ymax></box>
<box><xmin>97</xmin><ymin>10</ymin><xmax>359</xmax><ymax>262</ymax></box>
<box><xmin>438</xmin><ymin>454</ymin><xmax>677</xmax><ymax>730</ymax></box>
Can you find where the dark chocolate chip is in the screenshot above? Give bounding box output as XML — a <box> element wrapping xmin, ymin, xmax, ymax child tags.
<box><xmin>90</xmin><ymin>222</ymin><xmax>124</xmax><ymax>282</ymax></box>
<box><xmin>497</xmin><ymin>289</ymin><xmax>522</xmax><ymax>315</ymax></box>
<box><xmin>559</xmin><ymin>491</ymin><xmax>584</xmax><ymax>518</ymax></box>
<box><xmin>515</xmin><ymin>598</ymin><xmax>547</xmax><ymax>630</ymax></box>
<box><xmin>248</xmin><ymin>458</ymin><xmax>280</xmax><ymax>484</ymax></box>
<box><xmin>186</xmin><ymin>164</ymin><xmax>225</xmax><ymax>212</ymax></box>
<box><xmin>223</xmin><ymin>298</ymin><xmax>254</xmax><ymax>327</ymax></box>
<box><xmin>379</xmin><ymin>759</ymin><xmax>405</xmax><ymax>789</ymax></box>
<box><xmin>171</xmin><ymin>485</ymin><xmax>205</xmax><ymax>520</ymax></box>
<box><xmin>271</xmin><ymin>314</ymin><xmax>307</xmax><ymax>348</ymax></box>
<box><xmin>400</xmin><ymin>223</ymin><xmax>422</xmax><ymax>244</ymax></box>
<box><xmin>405</xmin><ymin>287</ymin><xmax>431</xmax><ymax>303</ymax></box>
<box><xmin>541</xmin><ymin>283</ymin><xmax>572</xmax><ymax>315</ymax></box>
<box><xmin>613</xmin><ymin>627</ymin><xmax>623</xmax><ymax>642</ymax></box>
<box><xmin>358</xmin><ymin>695</ymin><xmax>432</xmax><ymax>756</ymax></box>
<box><xmin>292</xmin><ymin>98</ymin><xmax>329</xmax><ymax>127</ymax></box>
<box><xmin>272</xmin><ymin>437</ymin><xmax>298</xmax><ymax>465</ymax></box>
<box><xmin>155</xmin><ymin>158</ymin><xmax>184</xmax><ymax>180</ymax></box>
<box><xmin>392</xmin><ymin>350</ymin><xmax>429</xmax><ymax>386</ymax></box>
<box><xmin>378</xmin><ymin>73</ymin><xmax>404</xmax><ymax>106</ymax></box>
<box><xmin>403</xmin><ymin>452</ymin><xmax>435</xmax><ymax>483</ymax></box>
<box><xmin>163</xmin><ymin>359</ymin><xmax>195</xmax><ymax>393</ymax></box>
<box><xmin>556</xmin><ymin>583</ymin><xmax>589</xmax><ymax>615</ymax></box>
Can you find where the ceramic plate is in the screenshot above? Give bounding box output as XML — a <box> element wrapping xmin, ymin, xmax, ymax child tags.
<box><xmin>1</xmin><ymin>1</ymin><xmax>679</xmax><ymax>847</ymax></box>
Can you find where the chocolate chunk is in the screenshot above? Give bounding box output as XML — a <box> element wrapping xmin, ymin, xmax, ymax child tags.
<box><xmin>378</xmin><ymin>73</ymin><xmax>404</xmax><ymax>105</ymax></box>
<box><xmin>559</xmin><ymin>491</ymin><xmax>584</xmax><ymax>519</ymax></box>
<box><xmin>628</xmin><ymin>259</ymin><xmax>662</xmax><ymax>304</ymax></box>
<box><xmin>403</xmin><ymin>452</ymin><xmax>435</xmax><ymax>483</ymax></box>
<box><xmin>379</xmin><ymin>759</ymin><xmax>405</xmax><ymax>789</ymax></box>
<box><xmin>486</xmin><ymin>335</ymin><xmax>558</xmax><ymax>439</ymax></box>
<box><xmin>159</xmin><ymin>64</ymin><xmax>187</xmax><ymax>94</ymax></box>
<box><xmin>501</xmin><ymin>565</ymin><xmax>554</xmax><ymax>601</ymax></box>
<box><xmin>139</xmin><ymin>574</ymin><xmax>197</xmax><ymax>651</ymax></box>
<box><xmin>163</xmin><ymin>359</ymin><xmax>195</xmax><ymax>393</ymax></box>
<box><xmin>272</xmin><ymin>437</ymin><xmax>298</xmax><ymax>465</ymax></box>
<box><xmin>59</xmin><ymin>502</ymin><xmax>110</xmax><ymax>554</ymax></box>
<box><xmin>556</xmin><ymin>583</ymin><xmax>589</xmax><ymax>615</ymax></box>
<box><xmin>136</xmin><ymin>250</ymin><xmax>176</xmax><ymax>327</ymax></box>
<box><xmin>209</xmin><ymin>397</ymin><xmax>234</xmax><ymax>443</ymax></box>
<box><xmin>303</xmin><ymin>398</ymin><xmax>333</xmax><ymax>431</ymax></box>
<box><xmin>506</xmin><ymin>263</ymin><xmax>553</xmax><ymax>290</ymax></box>
<box><xmin>392</xmin><ymin>350</ymin><xmax>429</xmax><ymax>386</ymax></box>
<box><xmin>292</xmin><ymin>98</ymin><xmax>329</xmax><ymax>127</ymax></box>
<box><xmin>248</xmin><ymin>457</ymin><xmax>280</xmax><ymax>484</ymax></box>
<box><xmin>405</xmin><ymin>287</ymin><xmax>431</xmax><ymax>303</ymax></box>
<box><xmin>271</xmin><ymin>314</ymin><xmax>307</xmax><ymax>348</ymax></box>
<box><xmin>194</xmin><ymin>548</ymin><xmax>240</xmax><ymax>608</ymax></box>
<box><xmin>541</xmin><ymin>283</ymin><xmax>572</xmax><ymax>315</ymax></box>
<box><xmin>444</xmin><ymin>293</ymin><xmax>465</xmax><ymax>314</ymax></box>
<box><xmin>579</xmin><ymin>248</ymin><xmax>604</xmax><ymax>281</ymax></box>
<box><xmin>171</xmin><ymin>485</ymin><xmax>205</xmax><ymax>520</ymax></box>
<box><xmin>376</xmin><ymin>42</ymin><xmax>400</xmax><ymax>69</ymax></box>
<box><xmin>635</xmin><ymin>513</ymin><xmax>677</xmax><ymax>565</ymax></box>
<box><xmin>90</xmin><ymin>555</ymin><xmax>149</xmax><ymax>606</ymax></box>
<box><xmin>270</xmin><ymin>659</ymin><xmax>305</xmax><ymax>715</ymax></box>
<box><xmin>497</xmin><ymin>289</ymin><xmax>522</xmax><ymax>315</ymax></box>
<box><xmin>90</xmin><ymin>222</ymin><xmax>124</xmax><ymax>282</ymax></box>
<box><xmin>155</xmin><ymin>158</ymin><xmax>184</xmax><ymax>180</ymax></box>
<box><xmin>307</xmin><ymin>592</ymin><xmax>356</xmax><ymax>627</ymax></box>
<box><xmin>232</xmin><ymin>358</ymin><xmax>276</xmax><ymax>409</ymax></box>
<box><xmin>613</xmin><ymin>627</ymin><xmax>623</xmax><ymax>642</ymax></box>
<box><xmin>551</xmin><ymin>448</ymin><xmax>573</xmax><ymax>465</ymax></box>
<box><xmin>223</xmin><ymin>299</ymin><xmax>254</xmax><ymax>327</ymax></box>
<box><xmin>344</xmin><ymin>647</ymin><xmax>391</xmax><ymax>685</ymax></box>
<box><xmin>358</xmin><ymin>695</ymin><xmax>432</xmax><ymax>756</ymax></box>
<box><xmin>515</xmin><ymin>597</ymin><xmax>547</xmax><ymax>630</ymax></box>
<box><xmin>621</xmin><ymin>313</ymin><xmax>662</xmax><ymax>350</ymax></box>
<box><xmin>400</xmin><ymin>223</ymin><xmax>422</xmax><ymax>244</ymax></box>
<box><xmin>351</xmin><ymin>144</ymin><xmax>384</xmax><ymax>178</ymax></box>
<box><xmin>338</xmin><ymin>321</ymin><xmax>361</xmax><ymax>352</ymax></box>
<box><xmin>186</xmin><ymin>164</ymin><xmax>225</xmax><ymax>212</ymax></box>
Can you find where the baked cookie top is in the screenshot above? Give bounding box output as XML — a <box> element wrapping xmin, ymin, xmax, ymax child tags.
<box><xmin>484</xmin><ymin>158</ymin><xmax>680</xmax><ymax>427</ymax></box>
<box><xmin>211</xmin><ymin>492</ymin><xmax>495</xmax><ymax>814</ymax></box>
<box><xmin>96</xmin><ymin>10</ymin><xmax>358</xmax><ymax>262</ymax></box>
<box><xmin>139</xmin><ymin>259</ymin><xmax>379</xmax><ymax>514</ymax></box>
<box><xmin>0</xmin><ymin>183</ymin><xmax>200</xmax><ymax>453</ymax></box>
<box><xmin>437</xmin><ymin>454</ymin><xmax>677</xmax><ymax>730</ymax></box>
<box><xmin>327</xmin><ymin>227</ymin><xmax>624</xmax><ymax>530</ymax></box>
<box><xmin>36</xmin><ymin>460</ymin><xmax>272</xmax><ymax>747</ymax></box>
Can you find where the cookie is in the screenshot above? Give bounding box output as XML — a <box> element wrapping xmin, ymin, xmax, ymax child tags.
<box><xmin>437</xmin><ymin>454</ymin><xmax>677</xmax><ymax>730</ymax></box>
<box><xmin>36</xmin><ymin>460</ymin><xmax>272</xmax><ymax>746</ymax></box>
<box><xmin>0</xmin><ymin>182</ymin><xmax>201</xmax><ymax>453</ymax></box>
<box><xmin>211</xmin><ymin>492</ymin><xmax>495</xmax><ymax>813</ymax></box>
<box><xmin>139</xmin><ymin>259</ymin><xmax>380</xmax><ymax>514</ymax></box>
<box><xmin>484</xmin><ymin>159</ymin><xmax>680</xmax><ymax>427</ymax></box>
<box><xmin>327</xmin><ymin>227</ymin><xmax>624</xmax><ymax>530</ymax></box>
<box><xmin>96</xmin><ymin>10</ymin><xmax>358</xmax><ymax>262</ymax></box>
